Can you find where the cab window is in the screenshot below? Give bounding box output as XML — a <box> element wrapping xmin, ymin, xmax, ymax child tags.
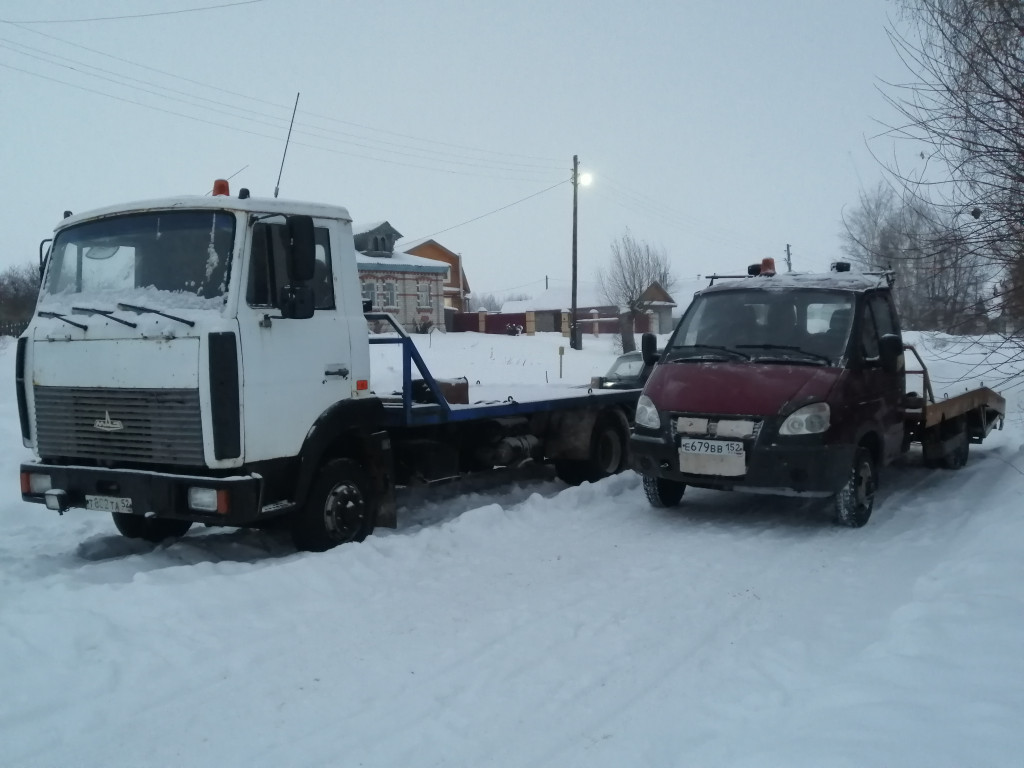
<box><xmin>246</xmin><ymin>223</ymin><xmax>334</xmax><ymax>310</ymax></box>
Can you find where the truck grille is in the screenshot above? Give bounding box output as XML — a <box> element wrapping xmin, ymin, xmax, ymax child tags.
<box><xmin>670</xmin><ymin>413</ymin><xmax>763</xmax><ymax>442</ymax></box>
<box><xmin>34</xmin><ymin>386</ymin><xmax>205</xmax><ymax>466</ymax></box>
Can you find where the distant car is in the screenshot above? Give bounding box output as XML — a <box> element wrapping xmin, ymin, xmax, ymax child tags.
<box><xmin>592</xmin><ymin>350</ymin><xmax>654</xmax><ymax>390</ymax></box>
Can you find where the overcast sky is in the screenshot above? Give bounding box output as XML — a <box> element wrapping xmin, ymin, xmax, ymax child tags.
<box><xmin>1</xmin><ymin>0</ymin><xmax>919</xmax><ymax>302</ymax></box>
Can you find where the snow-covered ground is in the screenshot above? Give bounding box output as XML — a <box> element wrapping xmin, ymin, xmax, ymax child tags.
<box><xmin>2</xmin><ymin>330</ymin><xmax>1023</xmax><ymax>768</ymax></box>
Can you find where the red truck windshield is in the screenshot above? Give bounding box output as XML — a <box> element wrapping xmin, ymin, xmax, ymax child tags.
<box><xmin>667</xmin><ymin>289</ymin><xmax>856</xmax><ymax>365</ymax></box>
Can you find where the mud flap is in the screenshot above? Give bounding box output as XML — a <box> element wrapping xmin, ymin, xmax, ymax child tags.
<box><xmin>366</xmin><ymin>430</ymin><xmax>398</xmax><ymax>528</ymax></box>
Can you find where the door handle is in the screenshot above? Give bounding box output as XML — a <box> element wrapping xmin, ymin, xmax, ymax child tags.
<box><xmin>324</xmin><ymin>365</ymin><xmax>349</xmax><ymax>378</ymax></box>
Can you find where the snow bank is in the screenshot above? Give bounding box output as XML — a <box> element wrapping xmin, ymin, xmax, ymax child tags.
<box><xmin>1</xmin><ymin>331</ymin><xmax>1023</xmax><ymax>767</ymax></box>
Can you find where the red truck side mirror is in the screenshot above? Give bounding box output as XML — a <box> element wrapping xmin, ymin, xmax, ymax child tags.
<box><xmin>641</xmin><ymin>333</ymin><xmax>660</xmax><ymax>366</ymax></box>
<box><xmin>879</xmin><ymin>334</ymin><xmax>903</xmax><ymax>374</ymax></box>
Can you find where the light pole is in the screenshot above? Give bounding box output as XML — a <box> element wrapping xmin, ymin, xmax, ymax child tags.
<box><xmin>570</xmin><ymin>155</ymin><xmax>592</xmax><ymax>349</ymax></box>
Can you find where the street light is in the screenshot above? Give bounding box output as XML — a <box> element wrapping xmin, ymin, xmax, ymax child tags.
<box><xmin>570</xmin><ymin>155</ymin><xmax>592</xmax><ymax>350</ymax></box>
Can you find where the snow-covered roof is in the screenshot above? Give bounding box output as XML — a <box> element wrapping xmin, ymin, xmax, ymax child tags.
<box><xmin>501</xmin><ymin>285</ymin><xmax>608</xmax><ymax>313</ymax></box>
<box><xmin>356</xmin><ymin>250</ymin><xmax>448</xmax><ymax>274</ymax></box>
<box><xmin>502</xmin><ymin>279</ymin><xmax>700</xmax><ymax>314</ymax></box>
<box><xmin>56</xmin><ymin>194</ymin><xmax>351</xmax><ymax>232</ymax></box>
<box><xmin>701</xmin><ymin>271</ymin><xmax>889</xmax><ymax>294</ymax></box>
<box><xmin>352</xmin><ymin>220</ymin><xmax>389</xmax><ymax>235</ymax></box>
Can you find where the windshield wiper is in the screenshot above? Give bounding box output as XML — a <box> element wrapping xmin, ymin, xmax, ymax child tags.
<box><xmin>39</xmin><ymin>311</ymin><xmax>88</xmax><ymax>331</ymax></box>
<box><xmin>117</xmin><ymin>302</ymin><xmax>195</xmax><ymax>328</ymax></box>
<box><xmin>735</xmin><ymin>344</ymin><xmax>832</xmax><ymax>365</ymax></box>
<box><xmin>72</xmin><ymin>306</ymin><xmax>138</xmax><ymax>328</ymax></box>
<box><xmin>666</xmin><ymin>344</ymin><xmax>751</xmax><ymax>361</ymax></box>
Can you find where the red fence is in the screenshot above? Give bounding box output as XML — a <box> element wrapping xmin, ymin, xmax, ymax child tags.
<box><xmin>449</xmin><ymin>311</ymin><xmax>652</xmax><ymax>335</ymax></box>
<box><xmin>450</xmin><ymin>312</ymin><xmax>526</xmax><ymax>334</ymax></box>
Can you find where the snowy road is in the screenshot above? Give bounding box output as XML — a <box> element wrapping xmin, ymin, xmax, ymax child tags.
<box><xmin>2</xmin><ymin>333</ymin><xmax>1023</xmax><ymax>767</ymax></box>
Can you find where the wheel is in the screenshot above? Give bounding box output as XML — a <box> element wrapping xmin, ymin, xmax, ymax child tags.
<box><xmin>112</xmin><ymin>513</ymin><xmax>192</xmax><ymax>543</ymax></box>
<box><xmin>642</xmin><ymin>474</ymin><xmax>686</xmax><ymax>508</ymax></box>
<box><xmin>922</xmin><ymin>418</ymin><xmax>970</xmax><ymax>470</ymax></box>
<box><xmin>940</xmin><ymin>420</ymin><xmax>970</xmax><ymax>470</ymax></box>
<box><xmin>554</xmin><ymin>412</ymin><xmax>629</xmax><ymax>486</ymax></box>
<box><xmin>291</xmin><ymin>458</ymin><xmax>375</xmax><ymax>552</ymax></box>
<box><xmin>833</xmin><ymin>445</ymin><xmax>876</xmax><ymax>528</ymax></box>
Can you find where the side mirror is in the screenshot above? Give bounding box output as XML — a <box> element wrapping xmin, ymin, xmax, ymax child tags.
<box><xmin>279</xmin><ymin>283</ymin><xmax>315</xmax><ymax>320</ymax></box>
<box><xmin>285</xmin><ymin>215</ymin><xmax>316</xmax><ymax>282</ymax></box>
<box><xmin>879</xmin><ymin>333</ymin><xmax>903</xmax><ymax>374</ymax></box>
<box><xmin>641</xmin><ymin>332</ymin><xmax>660</xmax><ymax>366</ymax></box>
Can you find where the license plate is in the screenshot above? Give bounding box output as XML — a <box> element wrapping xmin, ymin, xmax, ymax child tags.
<box><xmin>680</xmin><ymin>439</ymin><xmax>744</xmax><ymax>456</ymax></box>
<box><xmin>85</xmin><ymin>494</ymin><xmax>133</xmax><ymax>513</ymax></box>
<box><xmin>679</xmin><ymin>439</ymin><xmax>746</xmax><ymax>476</ymax></box>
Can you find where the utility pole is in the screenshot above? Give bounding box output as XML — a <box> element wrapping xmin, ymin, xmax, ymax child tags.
<box><xmin>571</xmin><ymin>154</ymin><xmax>580</xmax><ymax>349</ymax></box>
<box><xmin>785</xmin><ymin>243</ymin><xmax>792</xmax><ymax>272</ymax></box>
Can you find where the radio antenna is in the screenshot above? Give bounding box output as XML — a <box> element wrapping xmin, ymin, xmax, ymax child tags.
<box><xmin>274</xmin><ymin>92</ymin><xmax>300</xmax><ymax>199</ymax></box>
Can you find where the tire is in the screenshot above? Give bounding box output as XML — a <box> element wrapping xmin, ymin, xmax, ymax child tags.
<box><xmin>940</xmin><ymin>420</ymin><xmax>970</xmax><ymax>470</ymax></box>
<box><xmin>922</xmin><ymin>418</ymin><xmax>970</xmax><ymax>470</ymax></box>
<box><xmin>112</xmin><ymin>513</ymin><xmax>192</xmax><ymax>543</ymax></box>
<box><xmin>642</xmin><ymin>474</ymin><xmax>686</xmax><ymax>508</ymax></box>
<box><xmin>554</xmin><ymin>412</ymin><xmax>628</xmax><ymax>486</ymax></box>
<box><xmin>291</xmin><ymin>458</ymin><xmax>375</xmax><ymax>552</ymax></box>
<box><xmin>833</xmin><ymin>445</ymin><xmax>876</xmax><ymax>528</ymax></box>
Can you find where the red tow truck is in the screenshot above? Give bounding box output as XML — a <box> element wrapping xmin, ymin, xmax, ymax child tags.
<box><xmin>630</xmin><ymin>259</ymin><xmax>1006</xmax><ymax>526</ymax></box>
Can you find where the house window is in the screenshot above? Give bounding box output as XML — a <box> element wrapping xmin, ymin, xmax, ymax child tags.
<box><xmin>361</xmin><ymin>280</ymin><xmax>376</xmax><ymax>308</ymax></box>
<box><xmin>381</xmin><ymin>281</ymin><xmax>397</xmax><ymax>307</ymax></box>
<box><xmin>416</xmin><ymin>281</ymin><xmax>431</xmax><ymax>308</ymax></box>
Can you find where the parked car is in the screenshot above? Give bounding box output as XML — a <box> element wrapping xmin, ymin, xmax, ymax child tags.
<box><xmin>592</xmin><ymin>350</ymin><xmax>653</xmax><ymax>390</ymax></box>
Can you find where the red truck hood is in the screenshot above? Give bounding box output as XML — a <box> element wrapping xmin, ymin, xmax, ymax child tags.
<box><xmin>644</xmin><ymin>361</ymin><xmax>841</xmax><ymax>416</ymax></box>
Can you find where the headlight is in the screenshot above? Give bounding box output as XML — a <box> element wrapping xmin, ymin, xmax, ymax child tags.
<box><xmin>29</xmin><ymin>473</ymin><xmax>52</xmax><ymax>494</ymax></box>
<box><xmin>635</xmin><ymin>395</ymin><xmax>661</xmax><ymax>429</ymax></box>
<box><xmin>779</xmin><ymin>402</ymin><xmax>830</xmax><ymax>436</ymax></box>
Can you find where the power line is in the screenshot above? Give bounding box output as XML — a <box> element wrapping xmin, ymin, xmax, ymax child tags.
<box><xmin>1</xmin><ymin>0</ymin><xmax>265</xmax><ymax>24</ymax></box>
<box><xmin>0</xmin><ymin>19</ymin><xmax>560</xmax><ymax>165</ymax></box>
<box><xmin>400</xmin><ymin>180</ymin><xmax>570</xmax><ymax>244</ymax></box>
<box><xmin>2</xmin><ymin>40</ymin><xmax>561</xmax><ymax>177</ymax></box>
<box><xmin>0</xmin><ymin>37</ymin><xmax>561</xmax><ymax>175</ymax></box>
<box><xmin>0</xmin><ymin>60</ymin><xmax>563</xmax><ymax>182</ymax></box>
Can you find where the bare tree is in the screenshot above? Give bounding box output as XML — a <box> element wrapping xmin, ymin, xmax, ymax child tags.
<box><xmin>470</xmin><ymin>292</ymin><xmax>502</xmax><ymax>312</ymax></box>
<box><xmin>469</xmin><ymin>292</ymin><xmax>531</xmax><ymax>312</ymax></box>
<box><xmin>599</xmin><ymin>231</ymin><xmax>676</xmax><ymax>352</ymax></box>
<box><xmin>0</xmin><ymin>262</ymin><xmax>41</xmax><ymax>334</ymax></box>
<box><xmin>841</xmin><ymin>183</ymin><xmax>992</xmax><ymax>332</ymax></box>
<box><xmin>881</xmin><ymin>0</ymin><xmax>1024</xmax><ymax>335</ymax></box>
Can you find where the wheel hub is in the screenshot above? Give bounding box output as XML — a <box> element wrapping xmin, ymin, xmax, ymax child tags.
<box><xmin>322</xmin><ymin>482</ymin><xmax>365</xmax><ymax>542</ymax></box>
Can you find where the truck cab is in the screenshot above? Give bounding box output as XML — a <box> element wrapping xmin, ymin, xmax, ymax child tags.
<box><xmin>631</xmin><ymin>260</ymin><xmax>907</xmax><ymax>527</ymax></box>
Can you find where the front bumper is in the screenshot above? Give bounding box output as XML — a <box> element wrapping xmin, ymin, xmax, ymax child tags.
<box><xmin>20</xmin><ymin>462</ymin><xmax>265</xmax><ymax>525</ymax></box>
<box><xmin>630</xmin><ymin>433</ymin><xmax>854</xmax><ymax>496</ymax></box>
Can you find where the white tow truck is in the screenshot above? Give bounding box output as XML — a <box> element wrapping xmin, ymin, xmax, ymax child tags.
<box><xmin>16</xmin><ymin>181</ymin><xmax>639</xmax><ymax>550</ymax></box>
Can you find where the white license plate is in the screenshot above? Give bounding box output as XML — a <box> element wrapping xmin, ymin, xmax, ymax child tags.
<box><xmin>679</xmin><ymin>439</ymin><xmax>746</xmax><ymax>476</ymax></box>
<box><xmin>85</xmin><ymin>494</ymin><xmax>133</xmax><ymax>513</ymax></box>
<box><xmin>680</xmin><ymin>439</ymin><xmax>744</xmax><ymax>456</ymax></box>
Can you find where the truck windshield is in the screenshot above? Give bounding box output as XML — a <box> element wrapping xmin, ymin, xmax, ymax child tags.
<box><xmin>42</xmin><ymin>210</ymin><xmax>235</xmax><ymax>309</ymax></box>
<box><xmin>666</xmin><ymin>289</ymin><xmax>856</xmax><ymax>365</ymax></box>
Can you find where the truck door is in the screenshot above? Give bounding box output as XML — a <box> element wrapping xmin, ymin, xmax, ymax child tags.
<box><xmin>235</xmin><ymin>218</ymin><xmax>354</xmax><ymax>463</ymax></box>
<box><xmin>855</xmin><ymin>292</ymin><xmax>905</xmax><ymax>464</ymax></box>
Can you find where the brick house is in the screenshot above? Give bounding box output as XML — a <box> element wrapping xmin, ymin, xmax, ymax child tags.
<box><xmin>402</xmin><ymin>239</ymin><xmax>472</xmax><ymax>312</ymax></box>
<box><xmin>354</xmin><ymin>221</ymin><xmax>447</xmax><ymax>332</ymax></box>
